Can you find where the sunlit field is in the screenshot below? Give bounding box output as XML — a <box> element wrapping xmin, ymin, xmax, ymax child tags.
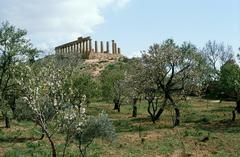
<box><xmin>1</xmin><ymin>97</ymin><xmax>240</xmax><ymax>157</ymax></box>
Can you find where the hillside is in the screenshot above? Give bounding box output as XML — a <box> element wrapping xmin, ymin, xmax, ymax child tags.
<box><xmin>83</xmin><ymin>59</ymin><xmax>118</xmax><ymax>77</ymax></box>
<box><xmin>37</xmin><ymin>53</ymin><xmax>124</xmax><ymax>77</ymax></box>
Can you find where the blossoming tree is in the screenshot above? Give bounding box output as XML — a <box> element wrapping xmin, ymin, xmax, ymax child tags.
<box><xmin>22</xmin><ymin>60</ymin><xmax>86</xmax><ymax>157</ymax></box>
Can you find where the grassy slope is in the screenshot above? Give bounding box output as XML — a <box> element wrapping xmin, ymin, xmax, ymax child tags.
<box><xmin>1</xmin><ymin>97</ymin><xmax>240</xmax><ymax>157</ymax></box>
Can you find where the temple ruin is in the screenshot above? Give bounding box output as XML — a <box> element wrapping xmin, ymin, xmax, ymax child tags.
<box><xmin>55</xmin><ymin>36</ymin><xmax>121</xmax><ymax>59</ymax></box>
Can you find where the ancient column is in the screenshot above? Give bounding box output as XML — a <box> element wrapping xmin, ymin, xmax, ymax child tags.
<box><xmin>95</xmin><ymin>41</ymin><xmax>98</xmax><ymax>53</ymax></box>
<box><xmin>73</xmin><ymin>44</ymin><xmax>75</xmax><ymax>52</ymax></box>
<box><xmin>75</xmin><ymin>43</ymin><xmax>77</xmax><ymax>53</ymax></box>
<box><xmin>70</xmin><ymin>44</ymin><xmax>73</xmax><ymax>53</ymax></box>
<box><xmin>106</xmin><ymin>41</ymin><xmax>109</xmax><ymax>53</ymax></box>
<box><xmin>114</xmin><ymin>43</ymin><xmax>117</xmax><ymax>55</ymax></box>
<box><xmin>69</xmin><ymin>46</ymin><xmax>71</xmax><ymax>53</ymax></box>
<box><xmin>100</xmin><ymin>41</ymin><xmax>104</xmax><ymax>53</ymax></box>
<box><xmin>74</xmin><ymin>43</ymin><xmax>77</xmax><ymax>55</ymax></box>
<box><xmin>118</xmin><ymin>48</ymin><xmax>121</xmax><ymax>54</ymax></box>
<box><xmin>80</xmin><ymin>42</ymin><xmax>82</xmax><ymax>53</ymax></box>
<box><xmin>83</xmin><ymin>41</ymin><xmax>86</xmax><ymax>53</ymax></box>
<box><xmin>76</xmin><ymin>43</ymin><xmax>79</xmax><ymax>53</ymax></box>
<box><xmin>86</xmin><ymin>40</ymin><xmax>89</xmax><ymax>52</ymax></box>
<box><xmin>73</xmin><ymin>44</ymin><xmax>75</xmax><ymax>53</ymax></box>
<box><xmin>112</xmin><ymin>40</ymin><xmax>115</xmax><ymax>54</ymax></box>
<box><xmin>80</xmin><ymin>42</ymin><xmax>82</xmax><ymax>54</ymax></box>
<box><xmin>89</xmin><ymin>39</ymin><xmax>92</xmax><ymax>52</ymax></box>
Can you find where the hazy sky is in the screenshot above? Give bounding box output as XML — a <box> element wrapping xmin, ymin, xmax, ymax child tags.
<box><xmin>0</xmin><ymin>0</ymin><xmax>239</xmax><ymax>57</ymax></box>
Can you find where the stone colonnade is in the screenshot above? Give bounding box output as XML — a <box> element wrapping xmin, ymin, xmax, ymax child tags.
<box><xmin>55</xmin><ymin>36</ymin><xmax>121</xmax><ymax>56</ymax></box>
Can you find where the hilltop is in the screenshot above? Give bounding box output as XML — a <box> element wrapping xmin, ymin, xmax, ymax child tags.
<box><xmin>37</xmin><ymin>53</ymin><xmax>126</xmax><ymax>77</ymax></box>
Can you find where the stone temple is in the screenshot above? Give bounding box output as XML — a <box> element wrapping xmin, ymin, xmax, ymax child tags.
<box><xmin>55</xmin><ymin>36</ymin><xmax>121</xmax><ymax>60</ymax></box>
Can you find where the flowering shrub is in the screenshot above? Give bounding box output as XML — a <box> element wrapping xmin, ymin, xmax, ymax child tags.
<box><xmin>22</xmin><ymin>60</ymin><xmax>87</xmax><ymax>157</ymax></box>
<box><xmin>21</xmin><ymin>59</ymin><xmax>115</xmax><ymax>157</ymax></box>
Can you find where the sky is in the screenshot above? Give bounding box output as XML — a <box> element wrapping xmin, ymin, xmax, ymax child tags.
<box><xmin>0</xmin><ymin>0</ymin><xmax>239</xmax><ymax>57</ymax></box>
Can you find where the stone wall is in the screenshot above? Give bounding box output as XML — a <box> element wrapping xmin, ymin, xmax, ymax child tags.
<box><xmin>88</xmin><ymin>52</ymin><xmax>121</xmax><ymax>60</ymax></box>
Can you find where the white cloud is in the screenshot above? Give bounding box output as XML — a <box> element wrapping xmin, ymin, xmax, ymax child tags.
<box><xmin>0</xmin><ymin>0</ymin><xmax>130</xmax><ymax>50</ymax></box>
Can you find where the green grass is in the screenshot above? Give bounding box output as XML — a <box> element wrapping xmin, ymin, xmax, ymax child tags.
<box><xmin>1</xmin><ymin>98</ymin><xmax>240</xmax><ymax>156</ymax></box>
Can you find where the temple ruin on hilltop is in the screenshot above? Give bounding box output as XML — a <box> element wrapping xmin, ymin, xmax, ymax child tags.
<box><xmin>55</xmin><ymin>36</ymin><xmax>122</xmax><ymax>60</ymax></box>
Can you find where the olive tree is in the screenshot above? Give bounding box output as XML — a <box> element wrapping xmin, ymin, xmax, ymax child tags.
<box><xmin>219</xmin><ymin>59</ymin><xmax>240</xmax><ymax>121</ymax></box>
<box><xmin>123</xmin><ymin>58</ymin><xmax>150</xmax><ymax>117</ymax></box>
<box><xmin>76</xmin><ymin>111</ymin><xmax>116</xmax><ymax>157</ymax></box>
<box><xmin>141</xmin><ymin>39</ymin><xmax>202</xmax><ymax>126</ymax></box>
<box><xmin>202</xmin><ymin>40</ymin><xmax>233</xmax><ymax>80</ymax></box>
<box><xmin>22</xmin><ymin>60</ymin><xmax>83</xmax><ymax>157</ymax></box>
<box><xmin>100</xmin><ymin>62</ymin><xmax>126</xmax><ymax>112</ymax></box>
<box><xmin>0</xmin><ymin>21</ymin><xmax>38</xmax><ymax>128</ymax></box>
<box><xmin>22</xmin><ymin>56</ymin><xmax>116</xmax><ymax>157</ymax></box>
<box><xmin>201</xmin><ymin>41</ymin><xmax>234</xmax><ymax>100</ymax></box>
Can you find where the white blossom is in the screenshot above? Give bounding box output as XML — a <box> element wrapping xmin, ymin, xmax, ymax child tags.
<box><xmin>80</xmin><ymin>107</ymin><xmax>85</xmax><ymax>114</ymax></box>
<box><xmin>53</xmin><ymin>98</ymin><xmax>58</xmax><ymax>107</ymax></box>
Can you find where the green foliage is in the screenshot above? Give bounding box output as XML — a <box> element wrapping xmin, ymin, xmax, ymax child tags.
<box><xmin>65</xmin><ymin>73</ymin><xmax>98</xmax><ymax>103</ymax></box>
<box><xmin>219</xmin><ymin>59</ymin><xmax>240</xmax><ymax>100</ymax></box>
<box><xmin>77</xmin><ymin>111</ymin><xmax>116</xmax><ymax>143</ymax></box>
<box><xmin>202</xmin><ymin>40</ymin><xmax>233</xmax><ymax>80</ymax></box>
<box><xmin>75</xmin><ymin>112</ymin><xmax>116</xmax><ymax>157</ymax></box>
<box><xmin>0</xmin><ymin>21</ymin><xmax>39</xmax><ymax>128</ymax></box>
<box><xmin>140</xmin><ymin>39</ymin><xmax>203</xmax><ymax>125</ymax></box>
<box><xmin>100</xmin><ymin>62</ymin><xmax>127</xmax><ymax>102</ymax></box>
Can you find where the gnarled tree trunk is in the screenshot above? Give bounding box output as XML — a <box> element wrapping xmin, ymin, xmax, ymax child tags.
<box><xmin>4</xmin><ymin>115</ymin><xmax>10</xmax><ymax>128</ymax></box>
<box><xmin>132</xmin><ymin>98</ymin><xmax>138</xmax><ymax>117</ymax></box>
<box><xmin>2</xmin><ymin>112</ymin><xmax>10</xmax><ymax>128</ymax></box>
<box><xmin>232</xmin><ymin>100</ymin><xmax>240</xmax><ymax>121</ymax></box>
<box><xmin>113</xmin><ymin>98</ymin><xmax>121</xmax><ymax>112</ymax></box>
<box><xmin>47</xmin><ymin>135</ymin><xmax>57</xmax><ymax>157</ymax></box>
<box><xmin>174</xmin><ymin>108</ymin><xmax>180</xmax><ymax>126</ymax></box>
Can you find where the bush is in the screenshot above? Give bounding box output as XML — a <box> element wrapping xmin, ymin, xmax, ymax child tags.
<box><xmin>77</xmin><ymin>111</ymin><xmax>116</xmax><ymax>144</ymax></box>
<box><xmin>75</xmin><ymin>111</ymin><xmax>116</xmax><ymax>156</ymax></box>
